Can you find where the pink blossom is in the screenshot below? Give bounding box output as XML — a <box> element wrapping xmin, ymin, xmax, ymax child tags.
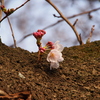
<box><xmin>33</xmin><ymin>30</ymin><xmax>46</xmax><ymax>39</ymax></box>
<box><xmin>47</xmin><ymin>41</ymin><xmax>64</xmax><ymax>70</ymax></box>
<box><xmin>53</xmin><ymin>41</ymin><xmax>64</xmax><ymax>52</ymax></box>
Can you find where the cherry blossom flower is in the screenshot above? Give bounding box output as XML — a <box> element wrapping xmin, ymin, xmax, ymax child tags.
<box><xmin>47</xmin><ymin>41</ymin><xmax>64</xmax><ymax>70</ymax></box>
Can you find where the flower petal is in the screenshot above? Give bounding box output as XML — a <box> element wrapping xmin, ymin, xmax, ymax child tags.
<box><xmin>47</xmin><ymin>49</ymin><xmax>64</xmax><ymax>63</ymax></box>
<box><xmin>53</xmin><ymin>41</ymin><xmax>64</xmax><ymax>52</ymax></box>
<box><xmin>50</xmin><ymin>62</ymin><xmax>59</xmax><ymax>70</ymax></box>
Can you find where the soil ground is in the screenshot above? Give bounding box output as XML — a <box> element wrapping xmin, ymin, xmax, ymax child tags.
<box><xmin>0</xmin><ymin>40</ymin><xmax>100</xmax><ymax>100</ymax></box>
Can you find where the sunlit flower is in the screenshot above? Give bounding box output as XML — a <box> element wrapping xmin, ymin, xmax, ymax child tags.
<box><xmin>33</xmin><ymin>29</ymin><xmax>46</xmax><ymax>39</ymax></box>
<box><xmin>47</xmin><ymin>41</ymin><xmax>64</xmax><ymax>70</ymax></box>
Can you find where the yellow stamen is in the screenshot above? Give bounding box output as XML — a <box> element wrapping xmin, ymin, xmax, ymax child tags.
<box><xmin>50</xmin><ymin>52</ymin><xmax>55</xmax><ymax>58</ymax></box>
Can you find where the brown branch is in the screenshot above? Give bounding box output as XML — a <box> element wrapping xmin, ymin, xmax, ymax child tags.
<box><xmin>73</xmin><ymin>19</ymin><xmax>78</xmax><ymax>26</ymax></box>
<box><xmin>7</xmin><ymin>17</ymin><xmax>17</xmax><ymax>48</ymax></box>
<box><xmin>43</xmin><ymin>7</ymin><xmax>100</xmax><ymax>30</ymax></box>
<box><xmin>46</xmin><ymin>0</ymin><xmax>83</xmax><ymax>45</ymax></box>
<box><xmin>79</xmin><ymin>34</ymin><xmax>84</xmax><ymax>45</ymax></box>
<box><xmin>53</xmin><ymin>14</ymin><xmax>61</xmax><ymax>18</ymax></box>
<box><xmin>0</xmin><ymin>0</ymin><xmax>30</xmax><ymax>23</ymax></box>
<box><xmin>0</xmin><ymin>0</ymin><xmax>4</xmax><ymax>24</ymax></box>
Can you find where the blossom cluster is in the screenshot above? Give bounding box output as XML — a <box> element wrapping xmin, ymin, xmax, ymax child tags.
<box><xmin>33</xmin><ymin>30</ymin><xmax>64</xmax><ymax>70</ymax></box>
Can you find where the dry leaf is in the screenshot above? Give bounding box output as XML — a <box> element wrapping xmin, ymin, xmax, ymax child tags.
<box><xmin>0</xmin><ymin>90</ymin><xmax>32</xmax><ymax>100</ymax></box>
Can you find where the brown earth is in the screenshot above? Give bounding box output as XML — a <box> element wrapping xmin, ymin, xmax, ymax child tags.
<box><xmin>0</xmin><ymin>40</ymin><xmax>100</xmax><ymax>100</ymax></box>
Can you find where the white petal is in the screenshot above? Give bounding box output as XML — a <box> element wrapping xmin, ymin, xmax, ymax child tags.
<box><xmin>53</xmin><ymin>41</ymin><xmax>64</xmax><ymax>52</ymax></box>
<box><xmin>50</xmin><ymin>62</ymin><xmax>59</xmax><ymax>70</ymax></box>
<box><xmin>47</xmin><ymin>49</ymin><xmax>57</xmax><ymax>62</ymax></box>
<box><xmin>58</xmin><ymin>56</ymin><xmax>64</xmax><ymax>62</ymax></box>
<box><xmin>47</xmin><ymin>49</ymin><xmax>64</xmax><ymax>63</ymax></box>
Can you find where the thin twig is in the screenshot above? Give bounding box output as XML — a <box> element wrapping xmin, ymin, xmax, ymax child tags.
<box><xmin>79</xmin><ymin>34</ymin><xmax>84</xmax><ymax>45</ymax></box>
<box><xmin>73</xmin><ymin>19</ymin><xmax>78</xmax><ymax>26</ymax></box>
<box><xmin>7</xmin><ymin>17</ymin><xmax>17</xmax><ymax>48</ymax></box>
<box><xmin>43</xmin><ymin>7</ymin><xmax>100</xmax><ymax>30</ymax></box>
<box><xmin>90</xmin><ymin>25</ymin><xmax>95</xmax><ymax>37</ymax></box>
<box><xmin>46</xmin><ymin>0</ymin><xmax>83</xmax><ymax>45</ymax></box>
<box><xmin>53</xmin><ymin>14</ymin><xmax>61</xmax><ymax>18</ymax></box>
<box><xmin>14</xmin><ymin>0</ymin><xmax>30</xmax><ymax>12</ymax></box>
<box><xmin>0</xmin><ymin>0</ymin><xmax>30</xmax><ymax>23</ymax></box>
<box><xmin>86</xmin><ymin>25</ymin><xmax>95</xmax><ymax>43</ymax></box>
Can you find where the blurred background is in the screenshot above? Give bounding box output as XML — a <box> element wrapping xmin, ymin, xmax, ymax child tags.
<box><xmin>0</xmin><ymin>0</ymin><xmax>100</xmax><ymax>52</ymax></box>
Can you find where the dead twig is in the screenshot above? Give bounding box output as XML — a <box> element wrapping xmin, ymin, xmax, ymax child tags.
<box><xmin>86</xmin><ymin>25</ymin><xmax>95</xmax><ymax>43</ymax></box>
<box><xmin>79</xmin><ymin>34</ymin><xmax>84</xmax><ymax>45</ymax></box>
<box><xmin>0</xmin><ymin>0</ymin><xmax>30</xmax><ymax>23</ymax></box>
<box><xmin>53</xmin><ymin>14</ymin><xmax>61</xmax><ymax>18</ymax></box>
<box><xmin>73</xmin><ymin>19</ymin><xmax>78</xmax><ymax>26</ymax></box>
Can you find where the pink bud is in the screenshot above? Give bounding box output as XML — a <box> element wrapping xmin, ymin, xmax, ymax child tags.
<box><xmin>46</xmin><ymin>41</ymin><xmax>54</xmax><ymax>49</ymax></box>
<box><xmin>33</xmin><ymin>30</ymin><xmax>46</xmax><ymax>39</ymax></box>
<box><xmin>39</xmin><ymin>47</ymin><xmax>46</xmax><ymax>53</ymax></box>
<box><xmin>37</xmin><ymin>30</ymin><xmax>46</xmax><ymax>35</ymax></box>
<box><xmin>0</xmin><ymin>5</ymin><xmax>5</xmax><ymax>9</ymax></box>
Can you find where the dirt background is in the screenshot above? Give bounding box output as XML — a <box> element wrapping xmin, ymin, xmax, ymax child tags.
<box><xmin>0</xmin><ymin>40</ymin><xmax>100</xmax><ymax>100</ymax></box>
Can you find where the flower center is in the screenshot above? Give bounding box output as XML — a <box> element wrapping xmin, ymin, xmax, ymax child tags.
<box><xmin>50</xmin><ymin>52</ymin><xmax>55</xmax><ymax>58</ymax></box>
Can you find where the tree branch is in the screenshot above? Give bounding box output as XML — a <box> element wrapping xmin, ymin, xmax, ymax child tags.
<box><xmin>46</xmin><ymin>0</ymin><xmax>83</xmax><ymax>45</ymax></box>
<box><xmin>0</xmin><ymin>0</ymin><xmax>30</xmax><ymax>23</ymax></box>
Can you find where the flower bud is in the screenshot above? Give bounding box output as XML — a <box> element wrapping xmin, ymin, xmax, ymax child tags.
<box><xmin>9</xmin><ymin>8</ymin><xmax>15</xmax><ymax>14</ymax></box>
<box><xmin>46</xmin><ymin>41</ymin><xmax>54</xmax><ymax>49</ymax></box>
<box><xmin>33</xmin><ymin>30</ymin><xmax>46</xmax><ymax>39</ymax></box>
<box><xmin>37</xmin><ymin>30</ymin><xmax>46</xmax><ymax>34</ymax></box>
<box><xmin>39</xmin><ymin>47</ymin><xmax>46</xmax><ymax>53</ymax></box>
<box><xmin>0</xmin><ymin>5</ymin><xmax>7</xmax><ymax>13</ymax></box>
